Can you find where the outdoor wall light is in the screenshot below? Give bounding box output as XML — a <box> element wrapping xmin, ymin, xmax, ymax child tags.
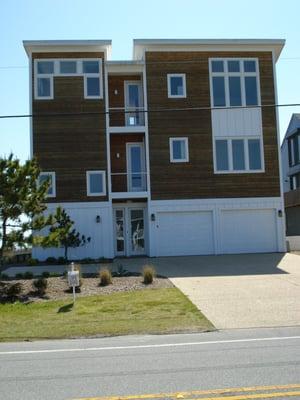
<box><xmin>278</xmin><ymin>210</ymin><xmax>283</xmax><ymax>218</ymax></box>
<box><xmin>96</xmin><ymin>215</ymin><xmax>101</xmax><ymax>223</ymax></box>
<box><xmin>151</xmin><ymin>213</ymin><xmax>156</xmax><ymax>221</ymax></box>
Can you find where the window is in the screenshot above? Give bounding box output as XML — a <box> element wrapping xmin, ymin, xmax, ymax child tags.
<box><xmin>167</xmin><ymin>74</ymin><xmax>186</xmax><ymax>98</ymax></box>
<box><xmin>169</xmin><ymin>137</ymin><xmax>189</xmax><ymax>162</ymax></box>
<box><xmin>210</xmin><ymin>59</ymin><xmax>260</xmax><ymax>108</ymax></box>
<box><xmin>288</xmin><ymin>134</ymin><xmax>300</xmax><ymax>166</ymax></box>
<box><xmin>83</xmin><ymin>60</ymin><xmax>102</xmax><ymax>98</ymax></box>
<box><xmin>35</xmin><ymin>60</ymin><xmax>54</xmax><ymax>99</ymax></box>
<box><xmin>215</xmin><ymin>137</ymin><xmax>263</xmax><ymax>173</ymax></box>
<box><xmin>38</xmin><ymin>172</ymin><xmax>56</xmax><ymax>197</ymax></box>
<box><xmin>34</xmin><ymin>58</ymin><xmax>103</xmax><ymax>100</ymax></box>
<box><xmin>59</xmin><ymin>60</ymin><xmax>77</xmax><ymax>74</ymax></box>
<box><xmin>86</xmin><ymin>171</ymin><xmax>106</xmax><ymax>196</ymax></box>
<box><xmin>290</xmin><ymin>173</ymin><xmax>300</xmax><ymax>191</ymax></box>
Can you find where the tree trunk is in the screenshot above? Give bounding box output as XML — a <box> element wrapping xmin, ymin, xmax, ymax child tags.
<box><xmin>0</xmin><ymin>218</ymin><xmax>7</xmax><ymax>267</ymax></box>
<box><xmin>64</xmin><ymin>245</ymin><xmax>68</xmax><ymax>262</ymax></box>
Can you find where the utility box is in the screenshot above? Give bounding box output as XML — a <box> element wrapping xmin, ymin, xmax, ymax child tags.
<box><xmin>67</xmin><ymin>270</ymin><xmax>80</xmax><ymax>287</ymax></box>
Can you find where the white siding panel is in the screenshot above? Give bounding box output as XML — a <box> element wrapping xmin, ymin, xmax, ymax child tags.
<box><xmin>33</xmin><ymin>203</ymin><xmax>113</xmax><ymax>261</ymax></box>
<box><xmin>220</xmin><ymin>209</ymin><xmax>277</xmax><ymax>253</ymax></box>
<box><xmin>212</xmin><ymin>108</ymin><xmax>262</xmax><ymax>137</ymax></box>
<box><xmin>156</xmin><ymin>211</ymin><xmax>214</xmax><ymax>256</ymax></box>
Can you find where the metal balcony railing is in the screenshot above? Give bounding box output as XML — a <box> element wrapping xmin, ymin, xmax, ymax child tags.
<box><xmin>111</xmin><ymin>172</ymin><xmax>147</xmax><ymax>193</ymax></box>
<box><xmin>109</xmin><ymin>108</ymin><xmax>145</xmax><ymax>127</ymax></box>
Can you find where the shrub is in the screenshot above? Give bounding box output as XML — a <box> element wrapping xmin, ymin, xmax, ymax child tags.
<box><xmin>15</xmin><ymin>273</ymin><xmax>24</xmax><ymax>279</ymax></box>
<box><xmin>0</xmin><ymin>273</ymin><xmax>9</xmax><ymax>280</ymax></box>
<box><xmin>142</xmin><ymin>265</ymin><xmax>156</xmax><ymax>285</ymax></box>
<box><xmin>46</xmin><ymin>257</ymin><xmax>57</xmax><ymax>265</ymax></box>
<box><xmin>24</xmin><ymin>271</ymin><xmax>34</xmax><ymax>280</ymax></box>
<box><xmin>33</xmin><ymin>278</ymin><xmax>48</xmax><ymax>296</ymax></box>
<box><xmin>80</xmin><ymin>257</ymin><xmax>94</xmax><ymax>264</ymax></box>
<box><xmin>6</xmin><ymin>282</ymin><xmax>22</xmax><ymax>298</ymax></box>
<box><xmin>57</xmin><ymin>257</ymin><xmax>66</xmax><ymax>265</ymax></box>
<box><xmin>27</xmin><ymin>258</ymin><xmax>38</xmax><ymax>266</ymax></box>
<box><xmin>99</xmin><ymin>267</ymin><xmax>112</xmax><ymax>286</ymax></box>
<box><xmin>42</xmin><ymin>271</ymin><xmax>50</xmax><ymax>278</ymax></box>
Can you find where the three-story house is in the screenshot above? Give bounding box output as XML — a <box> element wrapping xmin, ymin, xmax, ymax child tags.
<box><xmin>23</xmin><ymin>39</ymin><xmax>286</xmax><ymax>260</ymax></box>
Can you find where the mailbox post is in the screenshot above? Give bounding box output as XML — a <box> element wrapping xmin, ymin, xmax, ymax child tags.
<box><xmin>67</xmin><ymin>262</ymin><xmax>80</xmax><ymax>303</ymax></box>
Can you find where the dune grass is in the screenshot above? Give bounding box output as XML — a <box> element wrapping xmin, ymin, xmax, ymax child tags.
<box><xmin>0</xmin><ymin>288</ymin><xmax>213</xmax><ymax>341</ymax></box>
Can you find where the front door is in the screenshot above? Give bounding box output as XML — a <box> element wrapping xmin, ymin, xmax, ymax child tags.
<box><xmin>124</xmin><ymin>81</ymin><xmax>143</xmax><ymax>126</ymax></box>
<box><xmin>126</xmin><ymin>142</ymin><xmax>146</xmax><ymax>192</ymax></box>
<box><xmin>113</xmin><ymin>207</ymin><xmax>146</xmax><ymax>256</ymax></box>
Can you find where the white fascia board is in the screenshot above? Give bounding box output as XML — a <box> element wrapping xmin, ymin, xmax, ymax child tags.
<box><xmin>23</xmin><ymin>40</ymin><xmax>112</xmax><ymax>60</ymax></box>
<box><xmin>106</xmin><ymin>60</ymin><xmax>144</xmax><ymax>74</ymax></box>
<box><xmin>133</xmin><ymin>39</ymin><xmax>285</xmax><ymax>62</ymax></box>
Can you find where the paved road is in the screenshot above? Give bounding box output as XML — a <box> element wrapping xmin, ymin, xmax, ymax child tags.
<box><xmin>0</xmin><ymin>327</ymin><xmax>300</xmax><ymax>400</ymax></box>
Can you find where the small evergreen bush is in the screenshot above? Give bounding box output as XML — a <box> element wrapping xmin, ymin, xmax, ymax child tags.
<box><xmin>33</xmin><ymin>278</ymin><xmax>48</xmax><ymax>296</ymax></box>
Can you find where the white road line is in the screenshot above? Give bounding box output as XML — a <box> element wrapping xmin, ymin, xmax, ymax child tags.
<box><xmin>0</xmin><ymin>335</ymin><xmax>300</xmax><ymax>355</ymax></box>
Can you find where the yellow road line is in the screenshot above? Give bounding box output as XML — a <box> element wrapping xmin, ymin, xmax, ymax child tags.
<box><xmin>73</xmin><ymin>384</ymin><xmax>300</xmax><ymax>400</ymax></box>
<box><xmin>191</xmin><ymin>392</ymin><xmax>300</xmax><ymax>400</ymax></box>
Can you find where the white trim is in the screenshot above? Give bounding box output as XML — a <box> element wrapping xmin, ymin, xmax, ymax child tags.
<box><xmin>214</xmin><ymin>136</ymin><xmax>264</xmax><ymax>173</ymax></box>
<box><xmin>39</xmin><ymin>171</ymin><xmax>56</xmax><ymax>198</ymax></box>
<box><xmin>108</xmin><ymin>126</ymin><xmax>146</xmax><ymax>134</ymax></box>
<box><xmin>209</xmin><ymin>58</ymin><xmax>261</xmax><ymax>109</ymax></box>
<box><xmin>167</xmin><ymin>73</ymin><xmax>186</xmax><ymax>98</ymax></box>
<box><xmin>133</xmin><ymin>39</ymin><xmax>285</xmax><ymax>61</ymax></box>
<box><xmin>169</xmin><ymin>137</ymin><xmax>189</xmax><ymax>163</ymax></box>
<box><xmin>86</xmin><ymin>170</ymin><xmax>106</xmax><ymax>196</ymax></box>
<box><xmin>111</xmin><ymin>191</ymin><xmax>148</xmax><ymax>200</ymax></box>
<box><xmin>104</xmin><ymin>60</ymin><xmax>112</xmax><ymax>202</ymax></box>
<box><xmin>29</xmin><ymin>54</ymin><xmax>33</xmax><ymax>158</ymax></box>
<box><xmin>272</xmin><ymin>49</ymin><xmax>286</xmax><ymax>252</ymax></box>
<box><xmin>142</xmin><ymin>62</ymin><xmax>152</xmax><ymax>201</ymax></box>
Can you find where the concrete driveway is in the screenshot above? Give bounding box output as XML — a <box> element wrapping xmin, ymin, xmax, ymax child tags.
<box><xmin>115</xmin><ymin>252</ymin><xmax>300</xmax><ymax>329</ymax></box>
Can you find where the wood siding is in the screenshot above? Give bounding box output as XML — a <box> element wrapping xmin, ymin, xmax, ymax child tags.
<box><xmin>145</xmin><ymin>51</ymin><xmax>280</xmax><ymax>200</ymax></box>
<box><xmin>32</xmin><ymin>52</ymin><xmax>107</xmax><ymax>202</ymax></box>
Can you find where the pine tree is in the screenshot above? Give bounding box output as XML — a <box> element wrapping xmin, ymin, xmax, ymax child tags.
<box><xmin>45</xmin><ymin>207</ymin><xmax>91</xmax><ymax>261</ymax></box>
<box><xmin>0</xmin><ymin>154</ymin><xmax>55</xmax><ymax>265</ymax></box>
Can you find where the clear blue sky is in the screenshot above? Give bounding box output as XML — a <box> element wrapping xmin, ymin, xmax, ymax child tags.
<box><xmin>1</xmin><ymin>0</ymin><xmax>299</xmax><ymax>161</ymax></box>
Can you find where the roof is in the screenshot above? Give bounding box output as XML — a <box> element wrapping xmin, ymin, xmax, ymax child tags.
<box><xmin>23</xmin><ymin>40</ymin><xmax>112</xmax><ymax>59</ymax></box>
<box><xmin>133</xmin><ymin>38</ymin><xmax>285</xmax><ymax>61</ymax></box>
<box><xmin>282</xmin><ymin>114</ymin><xmax>300</xmax><ymax>144</ymax></box>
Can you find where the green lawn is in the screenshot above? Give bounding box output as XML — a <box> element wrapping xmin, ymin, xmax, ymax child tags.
<box><xmin>0</xmin><ymin>288</ymin><xmax>214</xmax><ymax>341</ymax></box>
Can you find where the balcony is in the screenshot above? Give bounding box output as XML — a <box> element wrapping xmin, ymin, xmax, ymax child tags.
<box><xmin>108</xmin><ymin>107</ymin><xmax>145</xmax><ymax>130</ymax></box>
<box><xmin>111</xmin><ymin>172</ymin><xmax>147</xmax><ymax>199</ymax></box>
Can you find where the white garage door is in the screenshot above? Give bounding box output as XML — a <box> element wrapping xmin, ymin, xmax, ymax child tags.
<box><xmin>220</xmin><ymin>209</ymin><xmax>277</xmax><ymax>254</ymax></box>
<box><xmin>156</xmin><ymin>211</ymin><xmax>214</xmax><ymax>256</ymax></box>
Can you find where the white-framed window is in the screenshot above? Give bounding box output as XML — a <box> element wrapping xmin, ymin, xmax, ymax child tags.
<box><xmin>169</xmin><ymin>137</ymin><xmax>189</xmax><ymax>163</ymax></box>
<box><xmin>167</xmin><ymin>74</ymin><xmax>186</xmax><ymax>98</ymax></box>
<box><xmin>214</xmin><ymin>137</ymin><xmax>264</xmax><ymax>173</ymax></box>
<box><xmin>209</xmin><ymin>58</ymin><xmax>260</xmax><ymax>108</ymax></box>
<box><xmin>83</xmin><ymin>59</ymin><xmax>102</xmax><ymax>99</ymax></box>
<box><xmin>38</xmin><ymin>172</ymin><xmax>56</xmax><ymax>197</ymax></box>
<box><xmin>34</xmin><ymin>60</ymin><xmax>54</xmax><ymax>99</ymax></box>
<box><xmin>86</xmin><ymin>171</ymin><xmax>106</xmax><ymax>196</ymax></box>
<box><xmin>34</xmin><ymin>58</ymin><xmax>103</xmax><ymax>100</ymax></box>
<box><xmin>59</xmin><ymin>60</ymin><xmax>78</xmax><ymax>75</ymax></box>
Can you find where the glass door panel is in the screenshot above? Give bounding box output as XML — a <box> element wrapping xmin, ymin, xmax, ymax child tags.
<box><xmin>127</xmin><ymin>143</ymin><xmax>146</xmax><ymax>192</ymax></box>
<box><xmin>124</xmin><ymin>81</ymin><xmax>143</xmax><ymax>126</ymax></box>
<box><xmin>115</xmin><ymin>209</ymin><xmax>125</xmax><ymax>256</ymax></box>
<box><xmin>130</xmin><ymin>209</ymin><xmax>145</xmax><ymax>255</ymax></box>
